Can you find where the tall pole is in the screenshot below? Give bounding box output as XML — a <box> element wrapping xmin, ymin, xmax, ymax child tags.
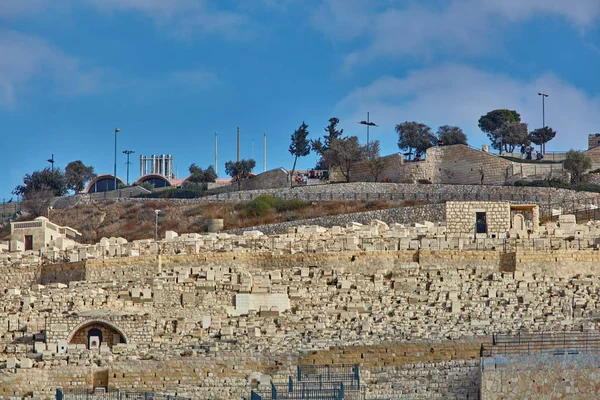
<box><xmin>359</xmin><ymin>114</ymin><xmax>377</xmax><ymax>158</ymax></box>
<box><xmin>47</xmin><ymin>154</ymin><xmax>55</xmax><ymax>172</ymax></box>
<box><xmin>252</xmin><ymin>139</ymin><xmax>255</xmax><ymax>160</ymax></box>
<box><xmin>154</xmin><ymin>210</ymin><xmax>160</xmax><ymax>241</ymax></box>
<box><xmin>123</xmin><ymin>150</ymin><xmax>135</xmax><ymax>185</ymax></box>
<box><xmin>263</xmin><ymin>132</ymin><xmax>267</xmax><ymax>172</ymax></box>
<box><xmin>538</xmin><ymin>93</ymin><xmax>549</xmax><ymax>153</ymax></box>
<box><xmin>215</xmin><ymin>132</ymin><xmax>218</xmax><ymax>175</ymax></box>
<box><xmin>114</xmin><ymin>128</ymin><xmax>120</xmax><ymax>190</ymax></box>
<box><xmin>237</xmin><ymin>127</ymin><xmax>240</xmax><ymax>162</ymax></box>
<box><xmin>367</xmin><ymin>112</ymin><xmax>370</xmax><ymax>149</ymax></box>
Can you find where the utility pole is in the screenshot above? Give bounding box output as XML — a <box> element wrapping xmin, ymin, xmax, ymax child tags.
<box><xmin>114</xmin><ymin>128</ymin><xmax>120</xmax><ymax>190</ymax></box>
<box><xmin>214</xmin><ymin>132</ymin><xmax>218</xmax><ymax>175</ymax></box>
<box><xmin>47</xmin><ymin>154</ymin><xmax>55</xmax><ymax>172</ymax></box>
<box><xmin>123</xmin><ymin>150</ymin><xmax>135</xmax><ymax>185</ymax></box>
<box><xmin>359</xmin><ymin>113</ymin><xmax>378</xmax><ymax>157</ymax></box>
<box><xmin>237</xmin><ymin>127</ymin><xmax>240</xmax><ymax>162</ymax></box>
<box><xmin>538</xmin><ymin>92</ymin><xmax>549</xmax><ymax>153</ymax></box>
<box><xmin>154</xmin><ymin>209</ymin><xmax>161</xmax><ymax>241</ymax></box>
<box><xmin>263</xmin><ymin>132</ymin><xmax>267</xmax><ymax>172</ymax></box>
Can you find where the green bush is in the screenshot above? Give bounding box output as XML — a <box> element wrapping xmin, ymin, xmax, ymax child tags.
<box><xmin>513</xmin><ymin>179</ymin><xmax>569</xmax><ymax>188</ymax></box>
<box><xmin>570</xmin><ymin>183</ymin><xmax>600</xmax><ymax>193</ymax></box>
<box><xmin>242</xmin><ymin>195</ymin><xmax>306</xmax><ymax>217</ymax></box>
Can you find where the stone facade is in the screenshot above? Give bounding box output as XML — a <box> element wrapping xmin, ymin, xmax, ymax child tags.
<box><xmin>2</xmin><ymin>248</ymin><xmax>600</xmax><ymax>397</ymax></box>
<box><xmin>9</xmin><ymin>217</ymin><xmax>81</xmax><ymax>252</ymax></box>
<box><xmin>446</xmin><ymin>201</ymin><xmax>512</xmax><ymax>236</ymax></box>
<box><xmin>329</xmin><ymin>145</ymin><xmax>569</xmax><ymax>185</ymax></box>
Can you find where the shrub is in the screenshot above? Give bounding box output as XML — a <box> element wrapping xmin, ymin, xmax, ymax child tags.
<box><xmin>417</xmin><ymin>179</ymin><xmax>432</xmax><ymax>184</ymax></box>
<box><xmin>380</xmin><ymin>178</ymin><xmax>393</xmax><ymax>183</ymax></box>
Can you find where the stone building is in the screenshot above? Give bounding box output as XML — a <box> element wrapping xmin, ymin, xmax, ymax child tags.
<box><xmin>445</xmin><ymin>201</ymin><xmax>539</xmax><ymax>237</ymax></box>
<box><xmin>10</xmin><ymin>216</ymin><xmax>81</xmax><ymax>252</ymax></box>
<box><xmin>588</xmin><ymin>133</ymin><xmax>600</xmax><ymax>150</ymax></box>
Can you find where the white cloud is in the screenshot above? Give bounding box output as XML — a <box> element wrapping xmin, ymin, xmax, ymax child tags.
<box><xmin>335</xmin><ymin>64</ymin><xmax>600</xmax><ymax>152</ymax></box>
<box><xmin>82</xmin><ymin>0</ymin><xmax>258</xmax><ymax>40</ymax></box>
<box><xmin>0</xmin><ymin>30</ymin><xmax>107</xmax><ymax>108</ymax></box>
<box><xmin>313</xmin><ymin>0</ymin><xmax>600</xmax><ymax>69</ymax></box>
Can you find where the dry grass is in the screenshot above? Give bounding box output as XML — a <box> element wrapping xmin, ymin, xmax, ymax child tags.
<box><xmin>0</xmin><ymin>198</ymin><xmax>429</xmax><ymax>243</ymax></box>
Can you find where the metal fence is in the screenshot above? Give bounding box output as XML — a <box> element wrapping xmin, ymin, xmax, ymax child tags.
<box><xmin>482</xmin><ymin>331</ymin><xmax>600</xmax><ymax>357</ymax></box>
<box><xmin>251</xmin><ymin>365</ymin><xmax>363</xmax><ymax>400</ymax></box>
<box><xmin>56</xmin><ymin>389</ymin><xmax>190</xmax><ymax>400</ymax></box>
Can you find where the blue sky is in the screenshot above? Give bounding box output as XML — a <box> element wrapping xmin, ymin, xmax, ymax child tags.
<box><xmin>1</xmin><ymin>0</ymin><xmax>600</xmax><ymax>199</ymax></box>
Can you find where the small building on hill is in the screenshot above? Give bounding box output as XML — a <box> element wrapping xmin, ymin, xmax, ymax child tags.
<box><xmin>10</xmin><ymin>217</ymin><xmax>82</xmax><ymax>252</ymax></box>
<box><xmin>445</xmin><ymin>201</ymin><xmax>539</xmax><ymax>238</ymax></box>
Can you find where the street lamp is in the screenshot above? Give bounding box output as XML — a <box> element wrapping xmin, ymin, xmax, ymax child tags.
<box><xmin>47</xmin><ymin>154</ymin><xmax>55</xmax><ymax>172</ymax></box>
<box><xmin>359</xmin><ymin>112</ymin><xmax>377</xmax><ymax>157</ymax></box>
<box><xmin>538</xmin><ymin>93</ymin><xmax>549</xmax><ymax>153</ymax></box>
<box><xmin>114</xmin><ymin>128</ymin><xmax>120</xmax><ymax>191</ymax></box>
<box><xmin>123</xmin><ymin>150</ymin><xmax>135</xmax><ymax>186</ymax></box>
<box><xmin>154</xmin><ymin>209</ymin><xmax>161</xmax><ymax>241</ymax></box>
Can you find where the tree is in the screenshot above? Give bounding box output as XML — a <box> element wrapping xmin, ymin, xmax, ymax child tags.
<box><xmin>312</xmin><ymin>118</ymin><xmax>343</xmax><ymax>170</ymax></box>
<box><xmin>395</xmin><ymin>121</ymin><xmax>436</xmax><ymax>158</ymax></box>
<box><xmin>478</xmin><ymin>109</ymin><xmax>521</xmax><ymax>151</ymax></box>
<box><xmin>13</xmin><ymin>168</ymin><xmax>67</xmax><ymax>198</ymax></box>
<box><xmin>21</xmin><ymin>188</ymin><xmax>56</xmax><ymax>218</ymax></box>
<box><xmin>289</xmin><ymin>122</ymin><xmax>311</xmax><ymax>187</ymax></box>
<box><xmin>187</xmin><ymin>164</ymin><xmax>217</xmax><ymax>183</ymax></box>
<box><xmin>564</xmin><ymin>150</ymin><xmax>591</xmax><ymax>183</ymax></box>
<box><xmin>329</xmin><ymin>136</ymin><xmax>365</xmax><ymax>182</ymax></box>
<box><xmin>494</xmin><ymin>121</ymin><xmax>529</xmax><ymax>153</ymax></box>
<box><xmin>437</xmin><ymin>125</ymin><xmax>467</xmax><ymax>145</ymax></box>
<box><xmin>529</xmin><ymin>126</ymin><xmax>557</xmax><ymax>153</ymax></box>
<box><xmin>65</xmin><ymin>161</ymin><xmax>96</xmax><ymax>193</ymax></box>
<box><xmin>225</xmin><ymin>159</ymin><xmax>256</xmax><ymax>190</ymax></box>
<box><xmin>365</xmin><ymin>140</ymin><xmax>385</xmax><ymax>182</ymax></box>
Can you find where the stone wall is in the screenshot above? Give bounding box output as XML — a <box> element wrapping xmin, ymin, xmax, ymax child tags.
<box><xmin>4</xmin><ymin>250</ymin><xmax>600</xmax><ymax>397</ymax></box>
<box><xmin>481</xmin><ymin>354</ymin><xmax>600</xmax><ymax>399</ymax></box>
<box><xmin>225</xmin><ymin>203</ymin><xmax>445</xmax><ymax>235</ymax></box>
<box><xmin>446</xmin><ymin>201</ymin><xmax>511</xmax><ymax>235</ymax></box>
<box><xmin>330</xmin><ymin>145</ymin><xmax>568</xmax><ymax>185</ymax></box>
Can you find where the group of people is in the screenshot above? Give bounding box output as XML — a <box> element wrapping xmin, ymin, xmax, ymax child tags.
<box><xmin>520</xmin><ymin>145</ymin><xmax>544</xmax><ymax>161</ymax></box>
<box><xmin>294</xmin><ymin>170</ymin><xmax>328</xmax><ymax>184</ymax></box>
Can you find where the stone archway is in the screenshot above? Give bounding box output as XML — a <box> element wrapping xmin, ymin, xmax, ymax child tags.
<box><xmin>513</xmin><ymin>213</ymin><xmax>525</xmax><ymax>231</ymax></box>
<box><xmin>67</xmin><ymin>320</ymin><xmax>128</xmax><ymax>349</ymax></box>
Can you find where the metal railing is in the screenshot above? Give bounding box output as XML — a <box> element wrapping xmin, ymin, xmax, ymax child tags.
<box><xmin>251</xmin><ymin>365</ymin><xmax>363</xmax><ymax>400</ymax></box>
<box><xmin>482</xmin><ymin>331</ymin><xmax>600</xmax><ymax>357</ymax></box>
<box><xmin>56</xmin><ymin>389</ymin><xmax>190</xmax><ymax>400</ymax></box>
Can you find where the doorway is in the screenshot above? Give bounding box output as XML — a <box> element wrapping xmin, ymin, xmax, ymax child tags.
<box><xmin>476</xmin><ymin>212</ymin><xmax>487</xmax><ymax>234</ymax></box>
<box><xmin>88</xmin><ymin>328</ymin><xmax>103</xmax><ymax>349</ymax></box>
<box><xmin>24</xmin><ymin>235</ymin><xmax>33</xmax><ymax>251</ymax></box>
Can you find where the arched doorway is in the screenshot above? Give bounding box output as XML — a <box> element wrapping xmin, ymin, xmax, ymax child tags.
<box><xmin>68</xmin><ymin>321</ymin><xmax>127</xmax><ymax>350</ymax></box>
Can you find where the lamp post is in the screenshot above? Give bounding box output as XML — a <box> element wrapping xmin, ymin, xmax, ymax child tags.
<box><xmin>123</xmin><ymin>150</ymin><xmax>135</xmax><ymax>186</ymax></box>
<box><xmin>538</xmin><ymin>93</ymin><xmax>549</xmax><ymax>153</ymax></box>
<box><xmin>359</xmin><ymin>112</ymin><xmax>377</xmax><ymax>157</ymax></box>
<box><xmin>154</xmin><ymin>209</ymin><xmax>161</xmax><ymax>241</ymax></box>
<box><xmin>114</xmin><ymin>128</ymin><xmax>120</xmax><ymax>190</ymax></box>
<box><xmin>47</xmin><ymin>154</ymin><xmax>55</xmax><ymax>172</ymax></box>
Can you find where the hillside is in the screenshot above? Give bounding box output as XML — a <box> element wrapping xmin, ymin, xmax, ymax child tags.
<box><xmin>1</xmin><ymin>197</ymin><xmax>417</xmax><ymax>243</ymax></box>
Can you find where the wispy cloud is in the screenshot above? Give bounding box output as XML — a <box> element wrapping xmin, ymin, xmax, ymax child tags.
<box><xmin>0</xmin><ymin>30</ymin><xmax>109</xmax><ymax>109</ymax></box>
<box><xmin>336</xmin><ymin>64</ymin><xmax>600</xmax><ymax>151</ymax></box>
<box><xmin>313</xmin><ymin>0</ymin><xmax>600</xmax><ymax>70</ymax></box>
<box><xmin>82</xmin><ymin>0</ymin><xmax>259</xmax><ymax>41</ymax></box>
<box><xmin>0</xmin><ymin>31</ymin><xmax>219</xmax><ymax>109</ymax></box>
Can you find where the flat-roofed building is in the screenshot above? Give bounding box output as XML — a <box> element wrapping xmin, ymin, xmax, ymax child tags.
<box><xmin>10</xmin><ymin>216</ymin><xmax>81</xmax><ymax>252</ymax></box>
